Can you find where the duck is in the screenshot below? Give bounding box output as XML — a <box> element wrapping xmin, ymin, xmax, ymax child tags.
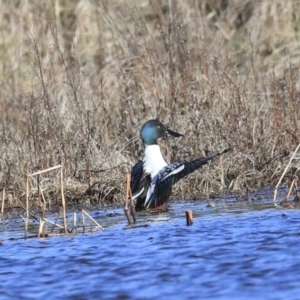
<box><xmin>130</xmin><ymin>119</ymin><xmax>230</xmax><ymax>211</ymax></box>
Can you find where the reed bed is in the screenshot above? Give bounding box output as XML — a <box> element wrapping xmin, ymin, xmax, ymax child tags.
<box><xmin>23</xmin><ymin>165</ymin><xmax>104</xmax><ymax>238</ymax></box>
<box><xmin>1</xmin><ymin>0</ymin><xmax>300</xmax><ymax>211</ymax></box>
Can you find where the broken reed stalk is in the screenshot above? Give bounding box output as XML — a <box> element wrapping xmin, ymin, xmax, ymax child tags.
<box><xmin>294</xmin><ymin>177</ymin><xmax>298</xmax><ymax>191</ymax></box>
<box><xmin>123</xmin><ymin>224</ymin><xmax>150</xmax><ymax>230</ymax></box>
<box><xmin>220</xmin><ymin>156</ymin><xmax>225</xmax><ymax>187</ymax></box>
<box><xmin>129</xmin><ymin>175</ymin><xmax>136</xmax><ymax>223</ymax></box>
<box><xmin>60</xmin><ymin>167</ymin><xmax>68</xmax><ymax>234</ymax></box>
<box><xmin>38</xmin><ymin>185</ymin><xmax>46</xmax><ymax>238</ymax></box>
<box><xmin>82</xmin><ymin>209</ymin><xmax>104</xmax><ymax>231</ymax></box>
<box><xmin>74</xmin><ymin>212</ymin><xmax>77</xmax><ymax>234</ymax></box>
<box><xmin>0</xmin><ymin>188</ymin><xmax>5</xmax><ymax>222</ymax></box>
<box><xmin>38</xmin><ymin>217</ymin><xmax>45</xmax><ymax>238</ymax></box>
<box><xmin>39</xmin><ymin>184</ymin><xmax>46</xmax><ymax>218</ymax></box>
<box><xmin>43</xmin><ymin>217</ymin><xmax>64</xmax><ymax>229</ymax></box>
<box><xmin>294</xmin><ymin>178</ymin><xmax>300</xmax><ymax>202</ymax></box>
<box><xmin>273</xmin><ymin>143</ymin><xmax>300</xmax><ymax>204</ymax></box>
<box><xmin>185</xmin><ymin>210</ymin><xmax>193</xmax><ymax>226</ymax></box>
<box><xmin>124</xmin><ymin>173</ymin><xmax>132</xmax><ymax>225</ymax></box>
<box><xmin>285</xmin><ymin>178</ymin><xmax>297</xmax><ymax>202</ymax></box>
<box><xmin>1</xmin><ymin>188</ymin><xmax>5</xmax><ymax>214</ymax></box>
<box><xmin>82</xmin><ymin>212</ymin><xmax>86</xmax><ymax>233</ymax></box>
<box><xmin>25</xmin><ymin>175</ymin><xmax>29</xmax><ymax>238</ymax></box>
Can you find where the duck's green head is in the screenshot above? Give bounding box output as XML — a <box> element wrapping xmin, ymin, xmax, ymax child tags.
<box><xmin>140</xmin><ymin>119</ymin><xmax>183</xmax><ymax>145</ymax></box>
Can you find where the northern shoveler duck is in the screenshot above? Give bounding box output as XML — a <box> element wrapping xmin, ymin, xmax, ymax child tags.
<box><xmin>130</xmin><ymin>119</ymin><xmax>230</xmax><ymax>212</ymax></box>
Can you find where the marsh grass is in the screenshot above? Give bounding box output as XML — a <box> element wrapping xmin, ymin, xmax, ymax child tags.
<box><xmin>1</xmin><ymin>0</ymin><xmax>300</xmax><ymax>210</ymax></box>
<box><xmin>25</xmin><ymin>165</ymin><xmax>68</xmax><ymax>237</ymax></box>
<box><xmin>25</xmin><ymin>165</ymin><xmax>104</xmax><ymax>238</ymax></box>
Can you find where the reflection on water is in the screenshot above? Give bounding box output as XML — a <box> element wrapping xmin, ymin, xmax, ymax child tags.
<box><xmin>1</xmin><ymin>195</ymin><xmax>300</xmax><ymax>300</ymax></box>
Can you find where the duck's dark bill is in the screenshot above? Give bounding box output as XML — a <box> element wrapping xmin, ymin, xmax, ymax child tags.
<box><xmin>164</xmin><ymin>128</ymin><xmax>183</xmax><ymax>138</ymax></box>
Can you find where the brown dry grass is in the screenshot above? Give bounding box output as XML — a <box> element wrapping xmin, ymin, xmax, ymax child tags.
<box><xmin>1</xmin><ymin>0</ymin><xmax>300</xmax><ymax>209</ymax></box>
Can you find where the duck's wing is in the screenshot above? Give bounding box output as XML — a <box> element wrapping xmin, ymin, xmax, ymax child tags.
<box><xmin>130</xmin><ymin>160</ymin><xmax>144</xmax><ymax>195</ymax></box>
<box><xmin>144</xmin><ymin>148</ymin><xmax>231</xmax><ymax>209</ymax></box>
<box><xmin>160</xmin><ymin>148</ymin><xmax>230</xmax><ymax>186</ymax></box>
<box><xmin>130</xmin><ymin>160</ymin><xmax>151</xmax><ymax>211</ymax></box>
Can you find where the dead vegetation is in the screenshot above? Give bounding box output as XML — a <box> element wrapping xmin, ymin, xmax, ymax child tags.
<box><xmin>1</xmin><ymin>0</ymin><xmax>300</xmax><ymax>209</ymax></box>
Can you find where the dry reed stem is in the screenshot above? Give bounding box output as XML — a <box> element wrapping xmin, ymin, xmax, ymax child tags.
<box><xmin>43</xmin><ymin>217</ymin><xmax>64</xmax><ymax>229</ymax></box>
<box><xmin>274</xmin><ymin>143</ymin><xmax>300</xmax><ymax>204</ymax></box>
<box><xmin>45</xmin><ymin>232</ymin><xmax>78</xmax><ymax>237</ymax></box>
<box><xmin>0</xmin><ymin>189</ymin><xmax>5</xmax><ymax>222</ymax></box>
<box><xmin>29</xmin><ymin>165</ymin><xmax>63</xmax><ymax>177</ymax></box>
<box><xmin>1</xmin><ymin>189</ymin><xmax>5</xmax><ymax>214</ymax></box>
<box><xmin>38</xmin><ymin>217</ymin><xmax>45</xmax><ymax>238</ymax></box>
<box><xmin>25</xmin><ymin>175</ymin><xmax>29</xmax><ymax>238</ymax></box>
<box><xmin>284</xmin><ymin>178</ymin><xmax>297</xmax><ymax>202</ymax></box>
<box><xmin>129</xmin><ymin>178</ymin><xmax>136</xmax><ymax>223</ymax></box>
<box><xmin>82</xmin><ymin>209</ymin><xmax>104</xmax><ymax>231</ymax></box>
<box><xmin>124</xmin><ymin>173</ymin><xmax>132</xmax><ymax>225</ymax></box>
<box><xmin>294</xmin><ymin>178</ymin><xmax>298</xmax><ymax>192</ymax></box>
<box><xmin>123</xmin><ymin>224</ymin><xmax>150</xmax><ymax>230</ymax></box>
<box><xmin>73</xmin><ymin>212</ymin><xmax>77</xmax><ymax>234</ymax></box>
<box><xmin>39</xmin><ymin>185</ymin><xmax>46</xmax><ymax>217</ymax></box>
<box><xmin>185</xmin><ymin>210</ymin><xmax>194</xmax><ymax>226</ymax></box>
<box><xmin>60</xmin><ymin>167</ymin><xmax>68</xmax><ymax>234</ymax></box>
<box><xmin>82</xmin><ymin>212</ymin><xmax>86</xmax><ymax>232</ymax></box>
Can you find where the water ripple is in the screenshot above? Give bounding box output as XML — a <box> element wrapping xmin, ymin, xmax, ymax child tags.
<box><xmin>1</xmin><ymin>201</ymin><xmax>300</xmax><ymax>299</ymax></box>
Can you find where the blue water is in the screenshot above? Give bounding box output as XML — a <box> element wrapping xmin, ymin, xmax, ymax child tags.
<box><xmin>1</xmin><ymin>198</ymin><xmax>300</xmax><ymax>300</ymax></box>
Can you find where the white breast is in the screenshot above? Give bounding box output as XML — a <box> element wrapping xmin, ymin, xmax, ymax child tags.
<box><xmin>143</xmin><ymin>145</ymin><xmax>168</xmax><ymax>178</ymax></box>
